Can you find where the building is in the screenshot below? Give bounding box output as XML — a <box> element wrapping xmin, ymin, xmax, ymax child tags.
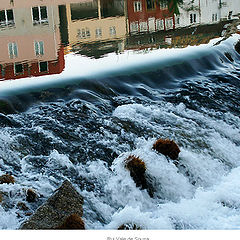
<box><xmin>58</xmin><ymin>0</ymin><xmax>127</xmax><ymax>58</ymax></box>
<box><xmin>127</xmin><ymin>0</ymin><xmax>175</xmax><ymax>34</ymax></box>
<box><xmin>0</xmin><ymin>0</ymin><xmax>90</xmax><ymax>80</ymax></box>
<box><xmin>175</xmin><ymin>0</ymin><xmax>240</xmax><ymax>29</ymax></box>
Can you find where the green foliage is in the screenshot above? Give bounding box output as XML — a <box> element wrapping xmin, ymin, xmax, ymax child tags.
<box><xmin>155</xmin><ymin>0</ymin><xmax>183</xmax><ymax>15</ymax></box>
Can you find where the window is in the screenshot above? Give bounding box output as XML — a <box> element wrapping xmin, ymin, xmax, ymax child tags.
<box><xmin>159</xmin><ymin>0</ymin><xmax>168</xmax><ymax>10</ymax></box>
<box><xmin>190</xmin><ymin>13</ymin><xmax>197</xmax><ymax>23</ymax></box>
<box><xmin>0</xmin><ymin>9</ymin><xmax>14</xmax><ymax>27</ymax></box>
<box><xmin>228</xmin><ymin>11</ymin><xmax>232</xmax><ymax>20</ymax></box>
<box><xmin>8</xmin><ymin>42</ymin><xmax>18</xmax><ymax>59</ymax></box>
<box><xmin>109</xmin><ymin>26</ymin><xmax>116</xmax><ymax>36</ymax></box>
<box><xmin>14</xmin><ymin>63</ymin><xmax>24</xmax><ymax>75</ymax></box>
<box><xmin>139</xmin><ymin>21</ymin><xmax>148</xmax><ymax>32</ymax></box>
<box><xmin>77</xmin><ymin>28</ymin><xmax>90</xmax><ymax>39</ymax></box>
<box><xmin>148</xmin><ymin>18</ymin><xmax>155</xmax><ymax>32</ymax></box>
<box><xmin>134</xmin><ymin>1</ymin><xmax>142</xmax><ymax>12</ymax></box>
<box><xmin>156</xmin><ymin>19</ymin><xmax>164</xmax><ymax>30</ymax></box>
<box><xmin>146</xmin><ymin>0</ymin><xmax>155</xmax><ymax>10</ymax></box>
<box><xmin>95</xmin><ymin>28</ymin><xmax>102</xmax><ymax>38</ymax></box>
<box><xmin>130</xmin><ymin>22</ymin><xmax>138</xmax><ymax>33</ymax></box>
<box><xmin>165</xmin><ymin>17</ymin><xmax>173</xmax><ymax>30</ymax></box>
<box><xmin>212</xmin><ymin>13</ymin><xmax>217</xmax><ymax>22</ymax></box>
<box><xmin>34</xmin><ymin>41</ymin><xmax>44</xmax><ymax>56</ymax></box>
<box><xmin>39</xmin><ymin>61</ymin><xmax>48</xmax><ymax>72</ymax></box>
<box><xmin>32</xmin><ymin>6</ymin><xmax>48</xmax><ymax>25</ymax></box>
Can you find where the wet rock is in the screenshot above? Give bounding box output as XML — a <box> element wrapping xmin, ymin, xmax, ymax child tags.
<box><xmin>19</xmin><ymin>180</ymin><xmax>84</xmax><ymax>229</ymax></box>
<box><xmin>235</xmin><ymin>41</ymin><xmax>240</xmax><ymax>54</ymax></box>
<box><xmin>153</xmin><ymin>138</ymin><xmax>180</xmax><ymax>160</ymax></box>
<box><xmin>55</xmin><ymin>213</ymin><xmax>85</xmax><ymax>229</ymax></box>
<box><xmin>16</xmin><ymin>202</ymin><xmax>33</xmax><ymax>217</ymax></box>
<box><xmin>125</xmin><ymin>155</ymin><xmax>154</xmax><ymax>197</ymax></box>
<box><xmin>17</xmin><ymin>202</ymin><xmax>29</xmax><ymax>211</ymax></box>
<box><xmin>26</xmin><ymin>189</ymin><xmax>38</xmax><ymax>203</ymax></box>
<box><xmin>0</xmin><ymin>174</ymin><xmax>15</xmax><ymax>184</ymax></box>
<box><xmin>125</xmin><ymin>155</ymin><xmax>147</xmax><ymax>189</ymax></box>
<box><xmin>0</xmin><ymin>99</ymin><xmax>16</xmax><ymax>115</ymax></box>
<box><xmin>118</xmin><ymin>223</ymin><xmax>141</xmax><ymax>230</ymax></box>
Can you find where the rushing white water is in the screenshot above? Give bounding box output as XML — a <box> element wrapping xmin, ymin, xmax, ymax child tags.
<box><xmin>0</xmin><ymin>36</ymin><xmax>240</xmax><ymax>230</ymax></box>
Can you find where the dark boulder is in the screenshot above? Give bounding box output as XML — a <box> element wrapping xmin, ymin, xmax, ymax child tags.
<box><xmin>125</xmin><ymin>155</ymin><xmax>147</xmax><ymax>189</ymax></box>
<box><xmin>20</xmin><ymin>180</ymin><xmax>84</xmax><ymax>229</ymax></box>
<box><xmin>26</xmin><ymin>189</ymin><xmax>38</xmax><ymax>203</ymax></box>
<box><xmin>235</xmin><ymin>41</ymin><xmax>240</xmax><ymax>54</ymax></box>
<box><xmin>153</xmin><ymin>138</ymin><xmax>180</xmax><ymax>160</ymax></box>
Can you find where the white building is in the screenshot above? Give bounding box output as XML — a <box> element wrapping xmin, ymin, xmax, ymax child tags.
<box><xmin>175</xmin><ymin>0</ymin><xmax>240</xmax><ymax>29</ymax></box>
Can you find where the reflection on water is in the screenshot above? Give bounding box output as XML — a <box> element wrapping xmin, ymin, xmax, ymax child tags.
<box><xmin>0</xmin><ymin>0</ymin><xmax>239</xmax><ymax>81</ymax></box>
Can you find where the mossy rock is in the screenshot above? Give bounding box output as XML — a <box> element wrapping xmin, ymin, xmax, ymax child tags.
<box><xmin>125</xmin><ymin>155</ymin><xmax>154</xmax><ymax>197</ymax></box>
<box><xmin>20</xmin><ymin>180</ymin><xmax>84</xmax><ymax>229</ymax></box>
<box><xmin>125</xmin><ymin>155</ymin><xmax>147</xmax><ymax>189</ymax></box>
<box><xmin>55</xmin><ymin>214</ymin><xmax>85</xmax><ymax>230</ymax></box>
<box><xmin>0</xmin><ymin>174</ymin><xmax>15</xmax><ymax>184</ymax></box>
<box><xmin>153</xmin><ymin>138</ymin><xmax>180</xmax><ymax>160</ymax></box>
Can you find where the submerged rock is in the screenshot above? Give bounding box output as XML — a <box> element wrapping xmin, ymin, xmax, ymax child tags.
<box><xmin>26</xmin><ymin>189</ymin><xmax>38</xmax><ymax>203</ymax></box>
<box><xmin>20</xmin><ymin>180</ymin><xmax>84</xmax><ymax>229</ymax></box>
<box><xmin>17</xmin><ymin>202</ymin><xmax>29</xmax><ymax>211</ymax></box>
<box><xmin>0</xmin><ymin>174</ymin><xmax>15</xmax><ymax>184</ymax></box>
<box><xmin>118</xmin><ymin>223</ymin><xmax>141</xmax><ymax>230</ymax></box>
<box><xmin>153</xmin><ymin>139</ymin><xmax>180</xmax><ymax>160</ymax></box>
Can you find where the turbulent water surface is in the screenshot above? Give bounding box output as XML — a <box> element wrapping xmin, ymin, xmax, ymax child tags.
<box><xmin>0</xmin><ymin>0</ymin><xmax>240</xmax><ymax>230</ymax></box>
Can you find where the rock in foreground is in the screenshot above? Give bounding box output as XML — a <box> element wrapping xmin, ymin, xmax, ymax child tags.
<box><xmin>20</xmin><ymin>180</ymin><xmax>84</xmax><ymax>229</ymax></box>
<box><xmin>0</xmin><ymin>174</ymin><xmax>15</xmax><ymax>184</ymax></box>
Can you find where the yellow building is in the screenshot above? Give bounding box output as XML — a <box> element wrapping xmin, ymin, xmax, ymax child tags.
<box><xmin>64</xmin><ymin>0</ymin><xmax>127</xmax><ymax>57</ymax></box>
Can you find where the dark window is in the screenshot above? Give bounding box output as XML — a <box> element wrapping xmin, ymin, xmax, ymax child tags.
<box><xmin>32</xmin><ymin>7</ymin><xmax>39</xmax><ymax>21</ymax></box>
<box><xmin>32</xmin><ymin>6</ymin><xmax>48</xmax><ymax>24</ymax></box>
<box><xmin>146</xmin><ymin>0</ymin><xmax>155</xmax><ymax>10</ymax></box>
<box><xmin>40</xmin><ymin>6</ymin><xmax>47</xmax><ymax>20</ymax></box>
<box><xmin>0</xmin><ymin>9</ymin><xmax>14</xmax><ymax>26</ymax></box>
<box><xmin>7</xmin><ymin>9</ymin><xmax>14</xmax><ymax>21</ymax></box>
<box><xmin>39</xmin><ymin>62</ymin><xmax>48</xmax><ymax>72</ymax></box>
<box><xmin>15</xmin><ymin>63</ymin><xmax>24</xmax><ymax>74</ymax></box>
<box><xmin>0</xmin><ymin>11</ymin><xmax>6</xmax><ymax>22</ymax></box>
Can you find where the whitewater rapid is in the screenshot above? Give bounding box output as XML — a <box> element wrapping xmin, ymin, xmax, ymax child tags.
<box><xmin>0</xmin><ymin>35</ymin><xmax>240</xmax><ymax>230</ymax></box>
